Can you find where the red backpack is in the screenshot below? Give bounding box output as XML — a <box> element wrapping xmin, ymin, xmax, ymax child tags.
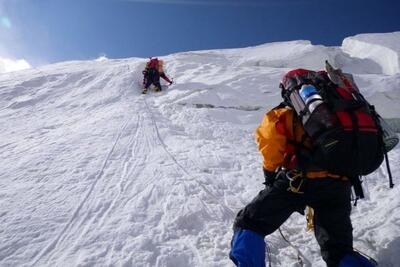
<box><xmin>280</xmin><ymin>61</ymin><xmax>385</xmax><ymax>178</ymax></box>
<box><xmin>148</xmin><ymin>58</ymin><xmax>159</xmax><ymax>70</ymax></box>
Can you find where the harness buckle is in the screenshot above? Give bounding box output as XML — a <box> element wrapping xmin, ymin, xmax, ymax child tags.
<box><xmin>286</xmin><ymin>170</ymin><xmax>305</xmax><ymax>194</ymax></box>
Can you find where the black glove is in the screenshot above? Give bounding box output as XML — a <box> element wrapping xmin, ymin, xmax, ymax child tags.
<box><xmin>263</xmin><ymin>168</ymin><xmax>277</xmax><ymax>187</ymax></box>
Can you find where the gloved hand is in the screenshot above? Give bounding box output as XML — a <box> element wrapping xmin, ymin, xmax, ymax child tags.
<box><xmin>229</xmin><ymin>228</ymin><xmax>266</xmax><ymax>267</ymax></box>
<box><xmin>263</xmin><ymin>168</ymin><xmax>276</xmax><ymax>187</ymax></box>
<box><xmin>169</xmin><ymin>81</ymin><xmax>173</xmax><ymax>85</ymax></box>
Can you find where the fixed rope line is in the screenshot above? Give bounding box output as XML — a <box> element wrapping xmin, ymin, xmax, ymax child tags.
<box><xmin>143</xmin><ymin>97</ymin><xmax>236</xmax><ymax>218</ymax></box>
<box><xmin>278</xmin><ymin>227</ymin><xmax>305</xmax><ymax>267</ymax></box>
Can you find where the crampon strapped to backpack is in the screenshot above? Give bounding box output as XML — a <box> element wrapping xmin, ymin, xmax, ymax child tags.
<box><xmin>280</xmin><ymin>61</ymin><xmax>398</xmax><ymax>194</ymax></box>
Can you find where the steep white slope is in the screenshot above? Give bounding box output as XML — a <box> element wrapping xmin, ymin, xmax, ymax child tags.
<box><xmin>0</xmin><ymin>34</ymin><xmax>399</xmax><ymax>267</ymax></box>
<box><xmin>342</xmin><ymin>32</ymin><xmax>400</xmax><ymax>75</ymax></box>
<box><xmin>0</xmin><ymin>58</ymin><xmax>239</xmax><ymax>267</ymax></box>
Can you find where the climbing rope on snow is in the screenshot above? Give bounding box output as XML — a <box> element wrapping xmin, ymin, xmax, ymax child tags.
<box><xmin>278</xmin><ymin>227</ymin><xmax>306</xmax><ymax>267</ymax></box>
<box><xmin>265</xmin><ymin>241</ymin><xmax>273</xmax><ymax>267</ymax></box>
<box><xmin>142</xmin><ymin>97</ymin><xmax>236</xmax><ymax>218</ymax></box>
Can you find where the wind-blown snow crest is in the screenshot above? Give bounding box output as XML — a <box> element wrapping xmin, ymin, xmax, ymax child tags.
<box><xmin>0</xmin><ymin>32</ymin><xmax>399</xmax><ymax>267</ymax></box>
<box><xmin>0</xmin><ymin>56</ymin><xmax>31</xmax><ymax>73</ymax></box>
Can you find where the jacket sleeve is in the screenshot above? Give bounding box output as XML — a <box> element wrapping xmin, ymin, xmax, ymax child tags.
<box><xmin>255</xmin><ymin>109</ymin><xmax>289</xmax><ymax>172</ymax></box>
<box><xmin>160</xmin><ymin>72</ymin><xmax>172</xmax><ymax>83</ymax></box>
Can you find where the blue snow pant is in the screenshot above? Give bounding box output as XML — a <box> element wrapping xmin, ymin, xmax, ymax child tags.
<box><xmin>231</xmin><ymin>175</ymin><xmax>353</xmax><ymax>267</ymax></box>
<box><xmin>229</xmin><ymin>229</ymin><xmax>266</xmax><ymax>267</ymax></box>
<box><xmin>339</xmin><ymin>252</ymin><xmax>377</xmax><ymax>266</ymax></box>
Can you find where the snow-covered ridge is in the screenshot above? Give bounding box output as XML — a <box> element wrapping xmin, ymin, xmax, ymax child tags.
<box><xmin>0</xmin><ymin>32</ymin><xmax>399</xmax><ymax>267</ymax></box>
<box><xmin>342</xmin><ymin>32</ymin><xmax>400</xmax><ymax>75</ymax></box>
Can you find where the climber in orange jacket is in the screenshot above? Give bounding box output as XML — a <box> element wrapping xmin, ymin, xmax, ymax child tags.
<box><xmin>229</xmin><ymin>68</ymin><xmax>378</xmax><ymax>267</ymax></box>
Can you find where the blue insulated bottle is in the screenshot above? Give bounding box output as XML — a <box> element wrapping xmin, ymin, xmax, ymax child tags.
<box><xmin>299</xmin><ymin>84</ymin><xmax>324</xmax><ymax>113</ymax></box>
<box><xmin>298</xmin><ymin>84</ymin><xmax>336</xmax><ymax>137</ymax></box>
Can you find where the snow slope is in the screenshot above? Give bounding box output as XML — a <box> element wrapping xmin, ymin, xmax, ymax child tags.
<box><xmin>0</xmin><ymin>33</ymin><xmax>399</xmax><ymax>267</ymax></box>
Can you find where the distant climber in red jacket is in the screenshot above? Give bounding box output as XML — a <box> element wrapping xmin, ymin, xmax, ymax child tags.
<box><xmin>142</xmin><ymin>57</ymin><xmax>172</xmax><ymax>94</ymax></box>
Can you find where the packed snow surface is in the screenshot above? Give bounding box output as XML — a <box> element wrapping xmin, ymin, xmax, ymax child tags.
<box><xmin>1</xmin><ymin>33</ymin><xmax>400</xmax><ymax>267</ymax></box>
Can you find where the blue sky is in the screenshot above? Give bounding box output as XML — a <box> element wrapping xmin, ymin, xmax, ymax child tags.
<box><xmin>1</xmin><ymin>0</ymin><xmax>399</xmax><ymax>66</ymax></box>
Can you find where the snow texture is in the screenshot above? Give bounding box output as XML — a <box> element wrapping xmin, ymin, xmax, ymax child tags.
<box><xmin>0</xmin><ymin>32</ymin><xmax>399</xmax><ymax>267</ymax></box>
